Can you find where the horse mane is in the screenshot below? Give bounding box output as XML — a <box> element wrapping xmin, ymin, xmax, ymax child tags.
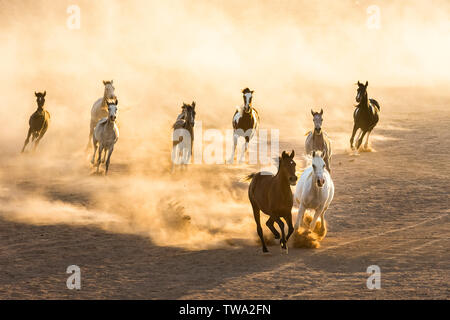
<box><xmin>303</xmin><ymin>151</ymin><xmax>325</xmax><ymax>166</ymax></box>
<box><xmin>244</xmin><ymin>173</ymin><xmax>257</xmax><ymax>181</ymax></box>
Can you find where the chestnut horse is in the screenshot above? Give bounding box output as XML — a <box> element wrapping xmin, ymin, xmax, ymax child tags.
<box><xmin>246</xmin><ymin>150</ymin><xmax>297</xmax><ymax>253</ymax></box>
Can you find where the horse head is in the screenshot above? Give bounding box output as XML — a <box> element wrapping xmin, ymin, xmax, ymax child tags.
<box><xmin>241</xmin><ymin>87</ymin><xmax>254</xmax><ymax>113</ymax></box>
<box><xmin>181</xmin><ymin>101</ymin><xmax>196</xmax><ymax>126</ymax></box>
<box><xmin>279</xmin><ymin>150</ymin><xmax>297</xmax><ymax>185</ymax></box>
<box><xmin>106</xmin><ymin>98</ymin><xmax>118</xmax><ymax>122</ymax></box>
<box><xmin>356</xmin><ymin>81</ymin><xmax>368</xmax><ymax>103</ymax></box>
<box><xmin>34</xmin><ymin>91</ymin><xmax>46</xmax><ymax>108</ymax></box>
<box><xmin>103</xmin><ymin>80</ymin><xmax>116</xmax><ymax>100</ymax></box>
<box><xmin>311</xmin><ymin>108</ymin><xmax>324</xmax><ymax>133</ymax></box>
<box><xmin>311</xmin><ymin>151</ymin><xmax>326</xmax><ymax>187</ymax></box>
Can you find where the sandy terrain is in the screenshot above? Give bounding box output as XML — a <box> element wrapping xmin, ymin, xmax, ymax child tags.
<box><xmin>0</xmin><ymin>0</ymin><xmax>449</xmax><ymax>300</ymax></box>
<box><xmin>0</xmin><ymin>103</ymin><xmax>448</xmax><ymax>299</ymax></box>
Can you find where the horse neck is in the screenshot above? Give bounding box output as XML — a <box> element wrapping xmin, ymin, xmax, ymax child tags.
<box><xmin>241</xmin><ymin>108</ymin><xmax>252</xmax><ymax>119</ymax></box>
<box><xmin>274</xmin><ymin>167</ymin><xmax>289</xmax><ymax>187</ymax></box>
<box><xmin>102</xmin><ymin>91</ymin><xmax>110</xmax><ymax>107</ymax></box>
<box><xmin>358</xmin><ymin>93</ymin><xmax>369</xmax><ymax>109</ymax></box>
<box><xmin>307</xmin><ymin>168</ymin><xmax>320</xmax><ymax>194</ymax></box>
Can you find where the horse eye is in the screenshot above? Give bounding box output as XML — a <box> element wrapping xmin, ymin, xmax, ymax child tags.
<box><xmin>312</xmin><ymin>164</ymin><xmax>316</xmax><ymax>169</ymax></box>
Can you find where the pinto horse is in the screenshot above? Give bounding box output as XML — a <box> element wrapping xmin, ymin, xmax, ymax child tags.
<box><xmin>172</xmin><ymin>101</ymin><xmax>196</xmax><ymax>170</ymax></box>
<box><xmin>228</xmin><ymin>88</ymin><xmax>260</xmax><ymax>164</ymax></box>
<box><xmin>246</xmin><ymin>150</ymin><xmax>297</xmax><ymax>253</ymax></box>
<box><xmin>350</xmin><ymin>81</ymin><xmax>380</xmax><ymax>151</ymax></box>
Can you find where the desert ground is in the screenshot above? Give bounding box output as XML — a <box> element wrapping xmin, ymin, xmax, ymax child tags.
<box><xmin>0</xmin><ymin>91</ymin><xmax>448</xmax><ymax>299</ymax></box>
<box><xmin>0</xmin><ymin>0</ymin><xmax>449</xmax><ymax>300</ymax></box>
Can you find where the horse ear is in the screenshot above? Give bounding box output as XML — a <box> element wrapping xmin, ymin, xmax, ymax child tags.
<box><xmin>114</xmin><ymin>98</ymin><xmax>118</xmax><ymax>105</ymax></box>
<box><xmin>320</xmin><ymin>108</ymin><xmax>323</xmax><ymax>115</ymax></box>
<box><xmin>357</xmin><ymin>81</ymin><xmax>361</xmax><ymax>85</ymax></box>
<box><xmin>312</xmin><ymin>151</ymin><xmax>316</xmax><ymax>157</ymax></box>
<box><xmin>282</xmin><ymin>151</ymin><xmax>287</xmax><ymax>158</ymax></box>
<box><xmin>103</xmin><ymin>80</ymin><xmax>107</xmax><ymax>85</ymax></box>
<box><xmin>192</xmin><ymin>101</ymin><xmax>196</xmax><ymax>109</ymax></box>
<box><xmin>290</xmin><ymin>150</ymin><xmax>295</xmax><ymax>158</ymax></box>
<box><xmin>110</xmin><ymin>80</ymin><xmax>114</xmax><ymax>84</ymax></box>
<box><xmin>365</xmin><ymin>81</ymin><xmax>368</xmax><ymax>87</ymax></box>
<box><xmin>43</xmin><ymin>91</ymin><xmax>46</xmax><ymax>97</ymax></box>
<box><xmin>35</xmin><ymin>91</ymin><xmax>38</xmax><ymax>97</ymax></box>
<box><xmin>311</xmin><ymin>109</ymin><xmax>314</xmax><ymax>116</ymax></box>
<box><xmin>251</xmin><ymin>90</ymin><xmax>254</xmax><ymax>94</ymax></box>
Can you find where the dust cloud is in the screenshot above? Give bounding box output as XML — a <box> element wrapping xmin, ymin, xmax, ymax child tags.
<box><xmin>0</xmin><ymin>0</ymin><xmax>448</xmax><ymax>249</ymax></box>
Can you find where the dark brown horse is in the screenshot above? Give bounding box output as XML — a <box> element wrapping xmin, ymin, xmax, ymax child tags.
<box><xmin>350</xmin><ymin>81</ymin><xmax>380</xmax><ymax>150</ymax></box>
<box><xmin>21</xmin><ymin>91</ymin><xmax>50</xmax><ymax>153</ymax></box>
<box><xmin>246</xmin><ymin>150</ymin><xmax>297</xmax><ymax>253</ymax></box>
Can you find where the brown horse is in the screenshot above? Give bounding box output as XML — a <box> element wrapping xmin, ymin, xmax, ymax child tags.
<box><xmin>246</xmin><ymin>150</ymin><xmax>297</xmax><ymax>253</ymax></box>
<box><xmin>21</xmin><ymin>91</ymin><xmax>50</xmax><ymax>153</ymax></box>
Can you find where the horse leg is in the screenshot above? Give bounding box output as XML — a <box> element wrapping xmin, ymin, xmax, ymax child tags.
<box><xmin>86</xmin><ymin>121</ymin><xmax>94</xmax><ymax>151</ymax></box>
<box><xmin>91</xmin><ymin>138</ymin><xmax>98</xmax><ymax>165</ymax></box>
<box><xmin>21</xmin><ymin>128</ymin><xmax>32</xmax><ymax>153</ymax></box>
<box><xmin>364</xmin><ymin>129</ymin><xmax>372</xmax><ymax>150</ymax></box>
<box><xmin>317</xmin><ymin>207</ymin><xmax>328</xmax><ymax>240</ymax></box>
<box><xmin>101</xmin><ymin>148</ymin><xmax>107</xmax><ymax>163</ymax></box>
<box><xmin>251</xmin><ymin>200</ymin><xmax>268</xmax><ymax>253</ymax></box>
<box><xmin>266</xmin><ymin>217</ymin><xmax>280</xmax><ymax>239</ymax></box>
<box><xmin>294</xmin><ymin>203</ymin><xmax>306</xmax><ymax>230</ymax></box>
<box><xmin>181</xmin><ymin>146</ymin><xmax>188</xmax><ymax>170</ymax></box>
<box><xmin>34</xmin><ymin>124</ymin><xmax>48</xmax><ymax>151</ymax></box>
<box><xmin>274</xmin><ymin>217</ymin><xmax>287</xmax><ymax>251</ymax></box>
<box><xmin>356</xmin><ymin>130</ymin><xmax>367</xmax><ymax>150</ymax></box>
<box><xmin>239</xmin><ymin>136</ymin><xmax>250</xmax><ymax>164</ymax></box>
<box><xmin>228</xmin><ymin>134</ymin><xmax>238</xmax><ymax>164</ymax></box>
<box><xmin>310</xmin><ymin>205</ymin><xmax>326</xmax><ymax>231</ymax></box>
<box><xmin>284</xmin><ymin>211</ymin><xmax>294</xmax><ymax>241</ymax></box>
<box><xmin>350</xmin><ymin>123</ymin><xmax>358</xmax><ymax>150</ymax></box>
<box><xmin>105</xmin><ymin>146</ymin><xmax>114</xmax><ymax>175</ymax></box>
<box><xmin>96</xmin><ymin>145</ymin><xmax>103</xmax><ymax>173</ymax></box>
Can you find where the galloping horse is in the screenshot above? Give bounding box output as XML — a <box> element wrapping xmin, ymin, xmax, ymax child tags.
<box><xmin>172</xmin><ymin>101</ymin><xmax>196</xmax><ymax>170</ymax></box>
<box><xmin>350</xmin><ymin>81</ymin><xmax>380</xmax><ymax>151</ymax></box>
<box><xmin>305</xmin><ymin>108</ymin><xmax>332</xmax><ymax>173</ymax></box>
<box><xmin>228</xmin><ymin>88</ymin><xmax>260</xmax><ymax>164</ymax></box>
<box><xmin>21</xmin><ymin>91</ymin><xmax>50</xmax><ymax>153</ymax></box>
<box><xmin>91</xmin><ymin>99</ymin><xmax>119</xmax><ymax>175</ymax></box>
<box><xmin>87</xmin><ymin>80</ymin><xmax>116</xmax><ymax>150</ymax></box>
<box><xmin>294</xmin><ymin>151</ymin><xmax>334</xmax><ymax>234</ymax></box>
<box><xmin>246</xmin><ymin>150</ymin><xmax>297</xmax><ymax>253</ymax></box>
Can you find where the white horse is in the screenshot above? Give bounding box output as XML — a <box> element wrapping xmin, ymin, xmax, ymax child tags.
<box><xmin>91</xmin><ymin>99</ymin><xmax>119</xmax><ymax>175</ymax></box>
<box><xmin>294</xmin><ymin>151</ymin><xmax>334</xmax><ymax>231</ymax></box>
<box><xmin>87</xmin><ymin>80</ymin><xmax>116</xmax><ymax>149</ymax></box>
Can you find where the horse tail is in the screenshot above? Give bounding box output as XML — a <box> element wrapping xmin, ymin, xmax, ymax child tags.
<box><xmin>243</xmin><ymin>173</ymin><xmax>257</xmax><ymax>182</ymax></box>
